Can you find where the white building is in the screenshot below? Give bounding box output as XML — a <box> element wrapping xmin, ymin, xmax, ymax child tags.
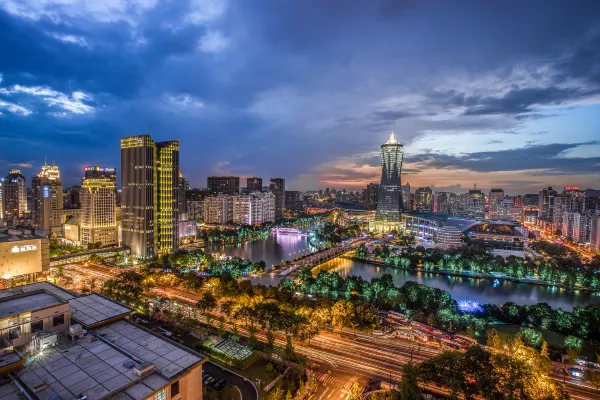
<box><xmin>204</xmin><ymin>194</ymin><xmax>233</xmax><ymax>225</ymax></box>
<box><xmin>233</xmin><ymin>192</ymin><xmax>276</xmax><ymax>225</ymax></box>
<box><xmin>572</xmin><ymin>213</ymin><xmax>591</xmax><ymax>244</ymax></box>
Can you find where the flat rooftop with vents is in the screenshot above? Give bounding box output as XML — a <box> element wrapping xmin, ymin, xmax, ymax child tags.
<box><xmin>0</xmin><ymin>282</ymin><xmax>206</xmax><ymax>400</ymax></box>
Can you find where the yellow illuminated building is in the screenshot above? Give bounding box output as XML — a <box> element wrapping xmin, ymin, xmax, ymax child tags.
<box><xmin>121</xmin><ymin>135</ymin><xmax>180</xmax><ymax>258</ymax></box>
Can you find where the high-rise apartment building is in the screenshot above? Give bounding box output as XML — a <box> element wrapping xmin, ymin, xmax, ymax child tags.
<box><xmin>522</xmin><ymin>194</ymin><xmax>539</xmax><ymax>207</ymax></box>
<box><xmin>233</xmin><ymin>192</ymin><xmax>275</xmax><ymax>225</ymax></box>
<box><xmin>415</xmin><ymin>187</ymin><xmax>433</xmax><ymax>212</ymax></box>
<box><xmin>178</xmin><ymin>172</ymin><xmax>187</xmax><ymax>219</ymax></box>
<box><xmin>32</xmin><ymin>163</ymin><xmax>63</xmax><ymax>233</ymax></box>
<box><xmin>1</xmin><ymin>169</ymin><xmax>27</xmax><ymax>221</ymax></box>
<box><xmin>204</xmin><ymin>194</ymin><xmax>233</xmax><ymax>224</ymax></box>
<box><xmin>590</xmin><ymin>213</ymin><xmax>600</xmax><ymax>253</ymax></box>
<box><xmin>80</xmin><ymin>166</ymin><xmax>117</xmax><ymax>247</ymax></box>
<box><xmin>269</xmin><ymin>178</ymin><xmax>285</xmax><ymax>219</ymax></box>
<box><xmin>285</xmin><ymin>191</ymin><xmax>304</xmax><ymax>213</ymax></box>
<box><xmin>247</xmin><ymin>177</ymin><xmax>263</xmax><ymax>193</ymax></box>
<box><xmin>372</xmin><ymin>133</ymin><xmax>404</xmax><ymax>232</ymax></box>
<box><xmin>488</xmin><ymin>188</ymin><xmax>504</xmax><ymax>218</ymax></box>
<box><xmin>121</xmin><ymin>135</ymin><xmax>180</xmax><ymax>258</ymax></box>
<box><xmin>364</xmin><ymin>183</ymin><xmax>379</xmax><ymax>210</ymax></box>
<box><xmin>435</xmin><ymin>192</ymin><xmax>457</xmax><ymax>215</ymax></box>
<box><xmin>207</xmin><ymin>176</ymin><xmax>240</xmax><ymax>195</ymax></box>
<box><xmin>538</xmin><ymin>187</ymin><xmax>558</xmax><ymax>220</ymax></box>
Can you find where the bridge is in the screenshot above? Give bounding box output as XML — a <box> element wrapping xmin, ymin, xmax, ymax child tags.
<box><xmin>271</xmin><ymin>227</ymin><xmax>308</xmax><ymax>237</ymax></box>
<box><xmin>274</xmin><ymin>239</ymin><xmax>367</xmax><ymax>278</ymax></box>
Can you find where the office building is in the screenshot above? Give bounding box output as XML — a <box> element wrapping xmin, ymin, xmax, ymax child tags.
<box><xmin>523</xmin><ymin>194</ymin><xmax>540</xmax><ymax>208</ymax></box>
<box><xmin>0</xmin><ymin>169</ymin><xmax>27</xmax><ymax>221</ymax></box>
<box><xmin>371</xmin><ymin>132</ymin><xmax>404</xmax><ymax>232</ymax></box>
<box><xmin>0</xmin><ymin>282</ymin><xmax>206</xmax><ymax>399</ymax></box>
<box><xmin>31</xmin><ymin>163</ymin><xmax>63</xmax><ymax>233</ymax></box>
<box><xmin>204</xmin><ymin>194</ymin><xmax>233</xmax><ymax>225</ymax></box>
<box><xmin>572</xmin><ymin>213</ymin><xmax>591</xmax><ymax>244</ymax></box>
<box><xmin>207</xmin><ymin>176</ymin><xmax>239</xmax><ymax>195</ymax></box>
<box><xmin>285</xmin><ymin>190</ymin><xmax>305</xmax><ymax>213</ymax></box>
<box><xmin>269</xmin><ymin>178</ymin><xmax>285</xmax><ymax>219</ymax></box>
<box><xmin>247</xmin><ymin>177</ymin><xmax>263</xmax><ymax>193</ymax></box>
<box><xmin>64</xmin><ymin>186</ymin><xmax>81</xmax><ymax>209</ymax></box>
<box><xmin>364</xmin><ymin>183</ymin><xmax>379</xmax><ymax>210</ymax></box>
<box><xmin>0</xmin><ymin>226</ymin><xmax>49</xmax><ymax>281</ymax></box>
<box><xmin>401</xmin><ymin>183</ymin><xmax>410</xmax><ymax>211</ymax></box>
<box><xmin>121</xmin><ymin>135</ymin><xmax>180</xmax><ymax>259</ymax></box>
<box><xmin>80</xmin><ymin>166</ymin><xmax>118</xmax><ymax>247</ymax></box>
<box><xmin>232</xmin><ymin>192</ymin><xmax>276</xmax><ymax>225</ymax></box>
<box><xmin>187</xmin><ymin>200</ymin><xmax>204</xmax><ymax>221</ymax></box>
<box><xmin>415</xmin><ymin>187</ymin><xmax>433</xmax><ymax>212</ymax></box>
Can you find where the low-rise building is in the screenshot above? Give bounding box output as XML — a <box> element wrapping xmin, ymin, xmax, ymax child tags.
<box><xmin>0</xmin><ymin>282</ymin><xmax>206</xmax><ymax>399</ymax></box>
<box><xmin>0</xmin><ymin>226</ymin><xmax>49</xmax><ymax>282</ymax></box>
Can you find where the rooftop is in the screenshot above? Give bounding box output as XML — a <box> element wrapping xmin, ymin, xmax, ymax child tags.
<box><xmin>14</xmin><ymin>320</ymin><xmax>204</xmax><ymax>400</ymax></box>
<box><xmin>0</xmin><ymin>227</ymin><xmax>46</xmax><ymax>244</ymax></box>
<box><xmin>0</xmin><ymin>291</ymin><xmax>65</xmax><ymax>321</ymax></box>
<box><xmin>69</xmin><ymin>294</ymin><xmax>132</xmax><ymax>328</ymax></box>
<box><xmin>0</xmin><ymin>283</ymin><xmax>75</xmax><ymax>302</ymax></box>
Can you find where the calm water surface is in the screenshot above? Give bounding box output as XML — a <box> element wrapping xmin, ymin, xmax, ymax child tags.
<box><xmin>248</xmin><ymin>258</ymin><xmax>600</xmax><ymax>311</ymax></box>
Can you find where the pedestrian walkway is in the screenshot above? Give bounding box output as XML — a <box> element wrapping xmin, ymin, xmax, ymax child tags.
<box><xmin>313</xmin><ymin>372</ymin><xmax>348</xmax><ymax>388</ymax></box>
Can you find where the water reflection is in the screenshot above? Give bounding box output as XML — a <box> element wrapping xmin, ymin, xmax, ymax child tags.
<box><xmin>248</xmin><ymin>258</ymin><xmax>600</xmax><ymax>311</ymax></box>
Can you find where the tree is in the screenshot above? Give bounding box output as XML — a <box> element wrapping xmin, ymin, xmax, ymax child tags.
<box><xmin>486</xmin><ymin>328</ymin><xmax>501</xmax><ymax>350</ymax></box>
<box><xmin>584</xmin><ymin>369</ymin><xmax>600</xmax><ymax>392</ymax></box>
<box><xmin>347</xmin><ymin>381</ymin><xmax>363</xmax><ymax>400</ymax></box>
<box><xmin>268</xmin><ymin>387</ymin><xmax>284</xmax><ymax>400</ymax></box>
<box><xmin>397</xmin><ymin>362</ymin><xmax>421</xmax><ymax>400</ymax></box>
<box><xmin>196</xmin><ymin>292</ymin><xmax>217</xmax><ymax>315</ymax></box>
<box><xmin>331</xmin><ymin>300</ymin><xmax>355</xmax><ymax>332</ymax></box>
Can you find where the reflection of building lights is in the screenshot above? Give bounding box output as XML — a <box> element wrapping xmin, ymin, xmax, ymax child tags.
<box><xmin>458</xmin><ymin>300</ymin><xmax>483</xmax><ymax>313</ymax></box>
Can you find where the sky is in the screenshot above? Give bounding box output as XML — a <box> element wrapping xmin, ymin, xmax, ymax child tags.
<box><xmin>0</xmin><ymin>0</ymin><xmax>599</xmax><ymax>194</ymax></box>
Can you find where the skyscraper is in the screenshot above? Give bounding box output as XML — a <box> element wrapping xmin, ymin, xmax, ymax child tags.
<box><xmin>247</xmin><ymin>177</ymin><xmax>263</xmax><ymax>193</ymax></box>
<box><xmin>207</xmin><ymin>176</ymin><xmax>240</xmax><ymax>195</ymax></box>
<box><xmin>364</xmin><ymin>183</ymin><xmax>379</xmax><ymax>210</ymax></box>
<box><xmin>121</xmin><ymin>135</ymin><xmax>180</xmax><ymax>258</ymax></box>
<box><xmin>80</xmin><ymin>166</ymin><xmax>117</xmax><ymax>247</ymax></box>
<box><xmin>371</xmin><ymin>132</ymin><xmax>404</xmax><ymax>232</ymax></box>
<box><xmin>1</xmin><ymin>169</ymin><xmax>27</xmax><ymax>221</ymax></box>
<box><xmin>415</xmin><ymin>187</ymin><xmax>433</xmax><ymax>212</ymax></box>
<box><xmin>32</xmin><ymin>163</ymin><xmax>63</xmax><ymax>233</ymax></box>
<box><xmin>401</xmin><ymin>183</ymin><xmax>410</xmax><ymax>211</ymax></box>
<box><xmin>269</xmin><ymin>178</ymin><xmax>285</xmax><ymax>219</ymax></box>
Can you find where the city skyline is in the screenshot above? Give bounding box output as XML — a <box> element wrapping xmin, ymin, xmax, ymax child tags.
<box><xmin>0</xmin><ymin>1</ymin><xmax>599</xmax><ymax>193</ymax></box>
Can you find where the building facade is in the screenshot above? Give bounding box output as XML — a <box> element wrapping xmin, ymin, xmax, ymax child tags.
<box><xmin>371</xmin><ymin>133</ymin><xmax>404</xmax><ymax>232</ymax></box>
<box><xmin>0</xmin><ymin>169</ymin><xmax>27</xmax><ymax>221</ymax></box>
<box><xmin>285</xmin><ymin>190</ymin><xmax>304</xmax><ymax>214</ymax></box>
<box><xmin>80</xmin><ymin>167</ymin><xmax>118</xmax><ymax>247</ymax></box>
<box><xmin>246</xmin><ymin>177</ymin><xmax>263</xmax><ymax>193</ymax></box>
<box><xmin>232</xmin><ymin>192</ymin><xmax>276</xmax><ymax>225</ymax></box>
<box><xmin>0</xmin><ymin>226</ymin><xmax>49</xmax><ymax>281</ymax></box>
<box><xmin>32</xmin><ymin>164</ymin><xmax>63</xmax><ymax>233</ymax></box>
<box><xmin>364</xmin><ymin>183</ymin><xmax>379</xmax><ymax>210</ymax></box>
<box><xmin>488</xmin><ymin>188</ymin><xmax>505</xmax><ymax>219</ymax></box>
<box><xmin>269</xmin><ymin>178</ymin><xmax>285</xmax><ymax>219</ymax></box>
<box><xmin>204</xmin><ymin>194</ymin><xmax>233</xmax><ymax>225</ymax></box>
<box><xmin>415</xmin><ymin>187</ymin><xmax>433</xmax><ymax>212</ymax></box>
<box><xmin>207</xmin><ymin>176</ymin><xmax>240</xmax><ymax>195</ymax></box>
<box><xmin>121</xmin><ymin>135</ymin><xmax>180</xmax><ymax>258</ymax></box>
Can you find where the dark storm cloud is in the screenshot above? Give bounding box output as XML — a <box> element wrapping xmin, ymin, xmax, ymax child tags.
<box><xmin>1</xmin><ymin>0</ymin><xmax>600</xmax><ymax>189</ymax></box>
<box><xmin>462</xmin><ymin>87</ymin><xmax>600</xmax><ymax>116</ymax></box>
<box><xmin>406</xmin><ymin>142</ymin><xmax>600</xmax><ymax>174</ymax></box>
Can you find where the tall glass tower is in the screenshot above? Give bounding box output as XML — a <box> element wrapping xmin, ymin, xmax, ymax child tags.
<box><xmin>371</xmin><ymin>132</ymin><xmax>404</xmax><ymax>232</ymax></box>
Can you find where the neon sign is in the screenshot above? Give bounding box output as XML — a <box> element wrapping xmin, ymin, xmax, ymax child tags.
<box><xmin>11</xmin><ymin>245</ymin><xmax>38</xmax><ymax>253</ymax></box>
<box><xmin>564</xmin><ymin>186</ymin><xmax>579</xmax><ymax>191</ymax></box>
